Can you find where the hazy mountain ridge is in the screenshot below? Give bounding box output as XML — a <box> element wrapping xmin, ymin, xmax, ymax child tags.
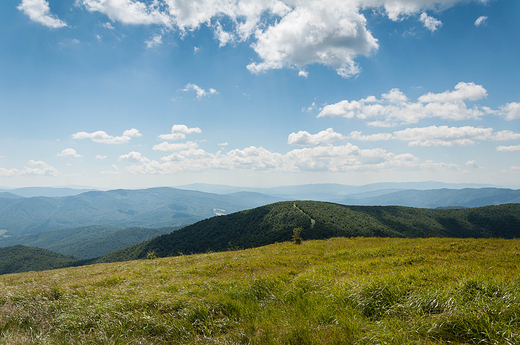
<box><xmin>339</xmin><ymin>188</ymin><xmax>520</xmax><ymax>208</ymax></box>
<box><xmin>0</xmin><ymin>187</ymin><xmax>278</xmax><ymax>236</ymax></box>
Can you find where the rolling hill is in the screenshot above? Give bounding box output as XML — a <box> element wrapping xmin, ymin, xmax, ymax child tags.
<box><xmin>0</xmin><ymin>245</ymin><xmax>78</xmax><ymax>275</ymax></box>
<box><xmin>96</xmin><ymin>201</ymin><xmax>520</xmax><ymax>263</ymax></box>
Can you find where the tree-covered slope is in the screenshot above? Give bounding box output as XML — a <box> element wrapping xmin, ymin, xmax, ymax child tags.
<box><xmin>96</xmin><ymin>201</ymin><xmax>520</xmax><ymax>263</ymax></box>
<box><xmin>0</xmin><ymin>245</ymin><xmax>78</xmax><ymax>275</ymax></box>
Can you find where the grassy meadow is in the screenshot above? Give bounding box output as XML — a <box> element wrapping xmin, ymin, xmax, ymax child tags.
<box><xmin>1</xmin><ymin>237</ymin><xmax>519</xmax><ymax>344</ymax></box>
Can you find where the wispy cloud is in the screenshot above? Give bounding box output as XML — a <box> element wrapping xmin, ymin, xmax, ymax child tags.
<box><xmin>475</xmin><ymin>16</ymin><xmax>488</xmax><ymax>27</ymax></box>
<box><xmin>181</xmin><ymin>83</ymin><xmax>219</xmax><ymax>100</ymax></box>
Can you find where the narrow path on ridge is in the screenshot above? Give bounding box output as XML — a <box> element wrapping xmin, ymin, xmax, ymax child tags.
<box><xmin>293</xmin><ymin>202</ymin><xmax>316</xmax><ymax>229</ymax></box>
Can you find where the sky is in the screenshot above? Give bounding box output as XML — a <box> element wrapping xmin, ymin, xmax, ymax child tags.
<box><xmin>0</xmin><ymin>0</ymin><xmax>519</xmax><ymax>189</ymax></box>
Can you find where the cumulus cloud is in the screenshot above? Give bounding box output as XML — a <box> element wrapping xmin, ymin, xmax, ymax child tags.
<box><xmin>247</xmin><ymin>1</ymin><xmax>378</xmax><ymax>78</ymax></box>
<box><xmin>496</xmin><ymin>145</ymin><xmax>520</xmax><ymax>152</ymax></box>
<box><xmin>72</xmin><ymin>128</ymin><xmax>142</xmax><ymax>144</ymax></box>
<box><xmin>18</xmin><ymin>0</ymin><xmax>67</xmax><ymax>28</ymax></box>
<box><xmin>57</xmin><ymin>148</ymin><xmax>82</xmax><ymax>158</ymax></box>
<box><xmin>498</xmin><ymin>103</ymin><xmax>520</xmax><ymax>121</ymax></box>
<box><xmin>182</xmin><ymin>83</ymin><xmax>219</xmax><ymax>99</ymax></box>
<box><xmin>95</xmin><ymin>155</ymin><xmax>107</xmax><ymax>159</ymax></box>
<box><xmin>218</xmin><ymin>142</ymin><xmax>229</xmax><ymax>146</ymax></box>
<box><xmin>0</xmin><ymin>160</ymin><xmax>60</xmax><ymax>177</ymax></box>
<box><xmin>75</xmin><ymin>0</ymin><xmax>482</xmax><ymax>78</ymax></box>
<box><xmin>418</xmin><ymin>82</ymin><xmax>487</xmax><ymax>103</ymax></box>
<box><xmin>318</xmin><ymin>82</ymin><xmax>491</xmax><ymax>126</ymax></box>
<box><xmin>474</xmin><ymin>15</ymin><xmax>487</xmax><ymax>27</ymax></box>
<box><xmin>124</xmin><ymin>141</ymin><xmax>464</xmax><ymax>176</ymax></box>
<box><xmin>419</xmin><ymin>12</ymin><xmax>442</xmax><ymax>32</ymax></box>
<box><xmin>118</xmin><ymin>151</ymin><xmax>150</xmax><ymax>163</ymax></box>
<box><xmin>159</xmin><ymin>124</ymin><xmax>202</xmax><ymax>141</ymax></box>
<box><xmin>287</xmin><ymin>128</ymin><xmax>345</xmax><ymax>146</ymax></box>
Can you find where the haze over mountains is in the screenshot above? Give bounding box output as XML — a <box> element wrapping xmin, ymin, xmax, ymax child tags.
<box><xmin>1</xmin><ymin>182</ymin><xmax>519</xmax><ymax>268</ymax></box>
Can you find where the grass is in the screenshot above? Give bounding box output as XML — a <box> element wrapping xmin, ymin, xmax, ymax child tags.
<box><xmin>1</xmin><ymin>237</ymin><xmax>519</xmax><ymax>344</ymax></box>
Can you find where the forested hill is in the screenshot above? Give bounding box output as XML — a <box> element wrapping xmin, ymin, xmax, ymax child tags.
<box><xmin>97</xmin><ymin>201</ymin><xmax>520</xmax><ymax>263</ymax></box>
<box><xmin>0</xmin><ymin>246</ymin><xmax>78</xmax><ymax>275</ymax></box>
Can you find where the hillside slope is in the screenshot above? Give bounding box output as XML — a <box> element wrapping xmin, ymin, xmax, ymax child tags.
<box><xmin>1</xmin><ymin>238</ymin><xmax>518</xmax><ymax>344</ymax></box>
<box><xmin>0</xmin><ymin>245</ymin><xmax>78</xmax><ymax>275</ymax></box>
<box><xmin>97</xmin><ymin>201</ymin><xmax>520</xmax><ymax>263</ymax></box>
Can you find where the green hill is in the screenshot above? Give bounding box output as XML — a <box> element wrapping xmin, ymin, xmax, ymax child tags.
<box><xmin>0</xmin><ymin>245</ymin><xmax>78</xmax><ymax>275</ymax></box>
<box><xmin>97</xmin><ymin>201</ymin><xmax>520</xmax><ymax>263</ymax></box>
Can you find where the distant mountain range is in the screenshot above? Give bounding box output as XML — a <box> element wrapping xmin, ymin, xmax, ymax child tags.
<box><xmin>0</xmin><ymin>187</ymin><xmax>282</xmax><ymax>237</ymax></box>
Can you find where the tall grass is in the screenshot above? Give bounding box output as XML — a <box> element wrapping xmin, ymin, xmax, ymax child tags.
<box><xmin>1</xmin><ymin>237</ymin><xmax>519</xmax><ymax>344</ymax></box>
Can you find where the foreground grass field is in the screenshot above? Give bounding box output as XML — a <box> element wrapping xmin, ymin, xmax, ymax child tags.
<box><xmin>1</xmin><ymin>237</ymin><xmax>519</xmax><ymax>344</ymax></box>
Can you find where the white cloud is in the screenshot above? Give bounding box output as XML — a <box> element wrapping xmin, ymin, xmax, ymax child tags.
<box><xmin>298</xmin><ymin>70</ymin><xmax>309</xmax><ymax>78</ymax></box>
<box><xmin>75</xmin><ymin>0</ymin><xmax>485</xmax><ymax>77</ymax></box>
<box><xmin>496</xmin><ymin>145</ymin><xmax>520</xmax><ymax>152</ymax></box>
<box><xmin>247</xmin><ymin>1</ymin><xmax>378</xmax><ymax>78</ymax></box>
<box><xmin>348</xmin><ymin>125</ymin><xmax>520</xmax><ymax>146</ymax></box>
<box><xmin>57</xmin><ymin>148</ymin><xmax>82</xmax><ymax>158</ymax></box>
<box><xmin>80</xmin><ymin>0</ymin><xmax>171</xmax><ymax>26</ymax></box>
<box><xmin>392</xmin><ymin>125</ymin><xmax>492</xmax><ymax>146</ymax></box>
<box><xmin>1</xmin><ymin>160</ymin><xmax>60</xmax><ymax>177</ymax></box>
<box><xmin>498</xmin><ymin>103</ymin><xmax>520</xmax><ymax>121</ymax></box>
<box><xmin>181</xmin><ymin>83</ymin><xmax>219</xmax><ymax>99</ymax></box>
<box><xmin>119</xmin><ymin>151</ymin><xmax>150</xmax><ymax>163</ymax></box>
<box><xmin>492</xmin><ymin>130</ymin><xmax>520</xmax><ymax>141</ymax></box>
<box><xmin>419</xmin><ymin>12</ymin><xmax>442</xmax><ymax>32</ymax></box>
<box><xmin>194</xmin><ymin>46</ymin><xmax>200</xmax><ymax>54</ymax></box>
<box><xmin>418</xmin><ymin>82</ymin><xmax>487</xmax><ymax>103</ymax></box>
<box><xmin>159</xmin><ymin>124</ymin><xmax>202</xmax><ymax>140</ymax></box>
<box><xmin>145</xmin><ymin>34</ymin><xmax>163</xmax><ymax>48</ymax></box>
<box><xmin>287</xmin><ymin>128</ymin><xmax>345</xmax><ymax>146</ymax></box>
<box><xmin>218</xmin><ymin>142</ymin><xmax>229</xmax><ymax>146</ymax></box>
<box><xmin>125</xmin><ymin>141</ymin><xmax>464</xmax><ymax>176</ymax></box>
<box><xmin>466</xmin><ymin>160</ymin><xmax>479</xmax><ymax>168</ymax></box>
<box><xmin>95</xmin><ymin>155</ymin><xmax>107</xmax><ymax>159</ymax></box>
<box><xmin>318</xmin><ymin>82</ymin><xmax>492</xmax><ymax>126</ymax></box>
<box><xmin>72</xmin><ymin>128</ymin><xmax>142</xmax><ymax>144</ymax></box>
<box><xmin>213</xmin><ymin>21</ymin><xmax>234</xmax><ymax>47</ymax></box>
<box><xmin>153</xmin><ymin>141</ymin><xmax>199</xmax><ymax>151</ymax></box>
<box><xmin>18</xmin><ymin>0</ymin><xmax>67</xmax><ymax>28</ymax></box>
<box><xmin>348</xmin><ymin>131</ymin><xmax>393</xmax><ymax>141</ymax></box>
<box><xmin>474</xmin><ymin>15</ymin><xmax>487</xmax><ymax>27</ymax></box>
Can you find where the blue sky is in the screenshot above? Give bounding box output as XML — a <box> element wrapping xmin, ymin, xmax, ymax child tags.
<box><xmin>1</xmin><ymin>0</ymin><xmax>519</xmax><ymax>189</ymax></box>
